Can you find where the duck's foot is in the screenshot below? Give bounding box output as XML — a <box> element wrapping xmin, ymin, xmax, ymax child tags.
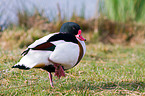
<box><xmin>53</xmin><ymin>63</ymin><xmax>65</xmax><ymax>79</ymax></box>
<box><xmin>48</xmin><ymin>72</ymin><xmax>54</xmax><ymax>88</ymax></box>
<box><xmin>48</xmin><ymin>58</ymin><xmax>65</xmax><ymax>79</ymax></box>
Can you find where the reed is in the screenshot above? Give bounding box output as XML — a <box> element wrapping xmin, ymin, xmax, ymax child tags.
<box><xmin>100</xmin><ymin>0</ymin><xmax>145</xmax><ymax>23</ymax></box>
<box><xmin>98</xmin><ymin>0</ymin><xmax>145</xmax><ymax>44</ymax></box>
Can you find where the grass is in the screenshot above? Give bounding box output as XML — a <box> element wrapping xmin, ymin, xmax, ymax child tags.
<box><xmin>100</xmin><ymin>0</ymin><xmax>145</xmax><ymax>23</ymax></box>
<box><xmin>0</xmin><ymin>42</ymin><xmax>145</xmax><ymax>95</ymax></box>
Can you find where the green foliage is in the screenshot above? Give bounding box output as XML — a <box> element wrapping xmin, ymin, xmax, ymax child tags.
<box><xmin>0</xmin><ymin>43</ymin><xmax>145</xmax><ymax>95</ymax></box>
<box><xmin>100</xmin><ymin>0</ymin><xmax>145</xmax><ymax>23</ymax></box>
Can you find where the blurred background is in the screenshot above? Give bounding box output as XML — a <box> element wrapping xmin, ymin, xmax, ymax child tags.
<box><xmin>0</xmin><ymin>0</ymin><xmax>145</xmax><ymax>49</ymax></box>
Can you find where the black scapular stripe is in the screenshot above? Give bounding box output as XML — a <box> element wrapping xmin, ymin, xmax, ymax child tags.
<box><xmin>21</xmin><ymin>33</ymin><xmax>78</xmax><ymax>56</ymax></box>
<box><xmin>21</xmin><ymin>42</ymin><xmax>56</xmax><ymax>56</ymax></box>
<box><xmin>47</xmin><ymin>33</ymin><xmax>78</xmax><ymax>44</ymax></box>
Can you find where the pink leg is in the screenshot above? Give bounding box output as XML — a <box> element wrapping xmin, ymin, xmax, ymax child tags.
<box><xmin>48</xmin><ymin>58</ymin><xmax>65</xmax><ymax>79</ymax></box>
<box><xmin>48</xmin><ymin>72</ymin><xmax>54</xmax><ymax>88</ymax></box>
<box><xmin>53</xmin><ymin>63</ymin><xmax>65</xmax><ymax>79</ymax></box>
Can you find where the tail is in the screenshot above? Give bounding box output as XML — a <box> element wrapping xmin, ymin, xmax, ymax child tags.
<box><xmin>12</xmin><ymin>64</ymin><xmax>30</xmax><ymax>70</ymax></box>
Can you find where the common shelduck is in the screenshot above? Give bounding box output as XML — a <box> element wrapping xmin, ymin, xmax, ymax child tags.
<box><xmin>12</xmin><ymin>22</ymin><xmax>86</xmax><ymax>87</ymax></box>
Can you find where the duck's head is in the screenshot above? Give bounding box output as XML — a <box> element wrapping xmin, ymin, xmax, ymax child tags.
<box><xmin>60</xmin><ymin>22</ymin><xmax>86</xmax><ymax>41</ymax></box>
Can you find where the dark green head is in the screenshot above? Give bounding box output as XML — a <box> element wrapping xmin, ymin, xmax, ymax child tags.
<box><xmin>60</xmin><ymin>22</ymin><xmax>81</xmax><ymax>35</ymax></box>
<box><xmin>60</xmin><ymin>22</ymin><xmax>86</xmax><ymax>41</ymax></box>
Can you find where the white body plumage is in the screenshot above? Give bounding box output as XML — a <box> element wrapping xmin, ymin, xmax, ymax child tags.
<box><xmin>14</xmin><ymin>33</ymin><xmax>86</xmax><ymax>70</ymax></box>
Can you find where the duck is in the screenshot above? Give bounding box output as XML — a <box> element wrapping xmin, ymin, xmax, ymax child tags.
<box><xmin>12</xmin><ymin>22</ymin><xmax>86</xmax><ymax>87</ymax></box>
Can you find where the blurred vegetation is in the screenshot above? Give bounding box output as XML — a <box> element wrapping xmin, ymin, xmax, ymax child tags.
<box><xmin>0</xmin><ymin>0</ymin><xmax>145</xmax><ymax>49</ymax></box>
<box><xmin>16</xmin><ymin>8</ymin><xmax>94</xmax><ymax>33</ymax></box>
<box><xmin>100</xmin><ymin>0</ymin><xmax>145</xmax><ymax>23</ymax></box>
<box><xmin>17</xmin><ymin>10</ymin><xmax>53</xmax><ymax>32</ymax></box>
<box><xmin>0</xmin><ymin>28</ymin><xmax>48</xmax><ymax>49</ymax></box>
<box><xmin>0</xmin><ymin>4</ymin><xmax>95</xmax><ymax>49</ymax></box>
<box><xmin>98</xmin><ymin>0</ymin><xmax>145</xmax><ymax>44</ymax></box>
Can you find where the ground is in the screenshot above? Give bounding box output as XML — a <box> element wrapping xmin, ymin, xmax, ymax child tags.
<box><xmin>0</xmin><ymin>43</ymin><xmax>145</xmax><ymax>95</ymax></box>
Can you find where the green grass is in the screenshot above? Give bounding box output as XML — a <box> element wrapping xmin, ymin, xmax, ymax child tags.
<box><xmin>0</xmin><ymin>43</ymin><xmax>145</xmax><ymax>95</ymax></box>
<box><xmin>100</xmin><ymin>0</ymin><xmax>145</xmax><ymax>23</ymax></box>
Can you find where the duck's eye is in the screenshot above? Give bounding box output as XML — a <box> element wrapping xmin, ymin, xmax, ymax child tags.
<box><xmin>72</xmin><ymin>27</ymin><xmax>76</xmax><ymax>30</ymax></box>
